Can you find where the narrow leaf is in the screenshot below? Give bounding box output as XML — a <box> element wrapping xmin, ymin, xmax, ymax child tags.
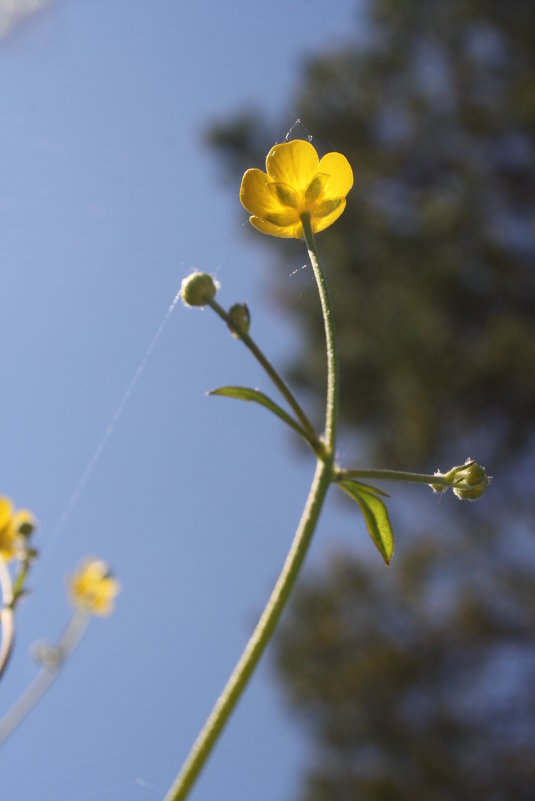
<box><xmin>207</xmin><ymin>386</ymin><xmax>309</xmax><ymax>440</ymax></box>
<box><xmin>338</xmin><ymin>480</ymin><xmax>394</xmax><ymax>565</ymax></box>
<box><xmin>335</xmin><ymin>478</ymin><xmax>390</xmax><ymax>498</ymax></box>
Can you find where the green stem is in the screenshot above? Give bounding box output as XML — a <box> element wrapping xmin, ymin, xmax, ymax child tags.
<box><xmin>300</xmin><ymin>214</ymin><xmax>338</xmax><ymax>453</ymax></box>
<box><xmin>163</xmin><ymin>457</ymin><xmax>333</xmax><ymax>801</ymax></box>
<box><xmin>164</xmin><ymin>220</ymin><xmax>340</xmax><ymax>800</ymax></box>
<box><xmin>336</xmin><ymin>467</ymin><xmax>451</xmax><ymax>488</ymax></box>
<box><xmin>0</xmin><ymin>612</ymin><xmax>89</xmax><ymax>746</ymax></box>
<box><xmin>207</xmin><ymin>299</ymin><xmax>321</xmax><ymax>450</ymax></box>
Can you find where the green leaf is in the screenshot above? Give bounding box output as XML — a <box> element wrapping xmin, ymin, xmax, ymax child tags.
<box><xmin>335</xmin><ymin>478</ymin><xmax>390</xmax><ymax>498</ymax></box>
<box><xmin>338</xmin><ymin>480</ymin><xmax>394</xmax><ymax>565</ymax></box>
<box><xmin>207</xmin><ymin>386</ymin><xmax>309</xmax><ymax>440</ymax></box>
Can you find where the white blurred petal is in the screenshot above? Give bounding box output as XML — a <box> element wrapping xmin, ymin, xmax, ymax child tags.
<box><xmin>0</xmin><ymin>0</ymin><xmax>49</xmax><ymax>40</ymax></box>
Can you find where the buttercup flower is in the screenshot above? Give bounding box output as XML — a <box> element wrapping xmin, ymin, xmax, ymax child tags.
<box><xmin>68</xmin><ymin>559</ymin><xmax>120</xmax><ymax>616</ymax></box>
<box><xmin>240</xmin><ymin>139</ymin><xmax>353</xmax><ymax>239</ymax></box>
<box><xmin>0</xmin><ymin>497</ymin><xmax>35</xmax><ymax>562</ymax></box>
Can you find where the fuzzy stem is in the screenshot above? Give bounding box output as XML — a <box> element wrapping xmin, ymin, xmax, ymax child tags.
<box><xmin>336</xmin><ymin>467</ymin><xmax>453</xmax><ymax>488</ymax></box>
<box><xmin>164</xmin><ymin>220</ymin><xmax>340</xmax><ymax>800</ymax></box>
<box><xmin>300</xmin><ymin>214</ymin><xmax>338</xmax><ymax>453</ymax></box>
<box><xmin>0</xmin><ymin>612</ymin><xmax>89</xmax><ymax>746</ymax></box>
<box><xmin>208</xmin><ymin>298</ymin><xmax>321</xmax><ymax>450</ymax></box>
<box><xmin>163</xmin><ymin>457</ymin><xmax>333</xmax><ymax>801</ymax></box>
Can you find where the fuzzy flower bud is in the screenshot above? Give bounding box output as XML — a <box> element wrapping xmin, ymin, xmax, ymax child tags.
<box><xmin>451</xmin><ymin>459</ymin><xmax>490</xmax><ymax>500</ymax></box>
<box><xmin>180</xmin><ymin>271</ymin><xmax>218</xmax><ymax>307</ymax></box>
<box><xmin>227</xmin><ymin>303</ymin><xmax>250</xmax><ymax>338</ymax></box>
<box><xmin>431</xmin><ymin>459</ymin><xmax>490</xmax><ymax>501</ymax></box>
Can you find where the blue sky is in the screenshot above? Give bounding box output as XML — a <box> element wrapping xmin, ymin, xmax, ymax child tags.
<box><xmin>0</xmin><ymin>2</ymin><xmax>375</xmax><ymax>799</ymax></box>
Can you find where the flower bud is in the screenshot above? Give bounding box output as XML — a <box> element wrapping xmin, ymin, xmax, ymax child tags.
<box><xmin>180</xmin><ymin>271</ymin><xmax>218</xmax><ymax>307</ymax></box>
<box><xmin>227</xmin><ymin>303</ymin><xmax>250</xmax><ymax>338</ymax></box>
<box><xmin>451</xmin><ymin>459</ymin><xmax>490</xmax><ymax>500</ymax></box>
<box><xmin>12</xmin><ymin>510</ymin><xmax>36</xmax><ymax>538</ymax></box>
<box><xmin>432</xmin><ymin>458</ymin><xmax>490</xmax><ymax>501</ymax></box>
<box><xmin>31</xmin><ymin>642</ymin><xmax>62</xmax><ymax>669</ymax></box>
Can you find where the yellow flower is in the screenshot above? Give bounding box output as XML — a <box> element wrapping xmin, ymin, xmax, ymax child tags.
<box><xmin>68</xmin><ymin>559</ymin><xmax>120</xmax><ymax>616</ymax></box>
<box><xmin>0</xmin><ymin>496</ymin><xmax>36</xmax><ymax>562</ymax></box>
<box><xmin>240</xmin><ymin>139</ymin><xmax>353</xmax><ymax>239</ymax></box>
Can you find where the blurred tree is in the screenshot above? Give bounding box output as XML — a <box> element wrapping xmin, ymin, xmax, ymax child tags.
<box><xmin>208</xmin><ymin>0</ymin><xmax>535</xmax><ymax>473</ymax></box>
<box><xmin>276</xmin><ymin>536</ymin><xmax>535</xmax><ymax>801</ymax></box>
<box><xmin>207</xmin><ymin>0</ymin><xmax>535</xmax><ymax>798</ymax></box>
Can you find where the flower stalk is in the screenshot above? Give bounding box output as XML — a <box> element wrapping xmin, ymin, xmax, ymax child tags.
<box><xmin>166</xmin><ymin>176</ymin><xmax>342</xmax><ymax>801</ymax></box>
<box><xmin>0</xmin><ymin>553</ymin><xmax>119</xmax><ymax>745</ymax></box>
<box><xmin>167</xmin><ymin>138</ymin><xmax>489</xmax><ymax>799</ymax></box>
<box><xmin>207</xmin><ymin>297</ymin><xmax>323</xmax><ymax>454</ymax></box>
<box><xmin>336</xmin><ymin>460</ymin><xmax>490</xmax><ymax>499</ymax></box>
<box><xmin>163</xmin><ymin>457</ymin><xmax>332</xmax><ymax>801</ymax></box>
<box><xmin>0</xmin><ymin>611</ymin><xmax>90</xmax><ymax>746</ymax></box>
<box><xmin>300</xmin><ymin>212</ymin><xmax>338</xmax><ymax>453</ymax></box>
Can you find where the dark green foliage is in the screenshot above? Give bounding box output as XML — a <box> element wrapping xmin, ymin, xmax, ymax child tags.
<box><xmin>208</xmin><ymin>0</ymin><xmax>535</xmax><ymax>798</ymax></box>
<box><xmin>276</xmin><ymin>538</ymin><xmax>535</xmax><ymax>801</ymax></box>
<box><xmin>208</xmin><ymin>0</ymin><xmax>535</xmax><ymax>470</ymax></box>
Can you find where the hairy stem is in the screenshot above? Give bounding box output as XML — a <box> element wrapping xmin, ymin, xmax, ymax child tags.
<box><xmin>300</xmin><ymin>214</ymin><xmax>338</xmax><ymax>453</ymax></box>
<box><xmin>0</xmin><ymin>612</ymin><xmax>89</xmax><ymax>746</ymax></box>
<box><xmin>163</xmin><ymin>457</ymin><xmax>333</xmax><ymax>801</ymax></box>
<box><xmin>208</xmin><ymin>298</ymin><xmax>321</xmax><ymax>449</ymax></box>
<box><xmin>336</xmin><ymin>467</ymin><xmax>453</xmax><ymax>488</ymax></box>
<box><xmin>164</xmin><ymin>222</ymin><xmax>340</xmax><ymax>800</ymax></box>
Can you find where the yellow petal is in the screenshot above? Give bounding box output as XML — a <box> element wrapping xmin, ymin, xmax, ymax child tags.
<box><xmin>249</xmin><ymin>215</ymin><xmax>303</xmax><ymax>239</ymax></box>
<box><xmin>318</xmin><ymin>152</ymin><xmax>354</xmax><ymax>198</ymax></box>
<box><xmin>68</xmin><ymin>559</ymin><xmax>120</xmax><ymax>616</ymax></box>
<box><xmin>87</xmin><ymin>576</ymin><xmax>120</xmax><ymax>615</ymax></box>
<box><xmin>0</xmin><ymin>536</ymin><xmax>17</xmax><ymax>561</ymax></box>
<box><xmin>240</xmin><ymin>168</ymin><xmax>282</xmax><ymax>217</ymax></box>
<box><xmin>312</xmin><ymin>198</ymin><xmax>347</xmax><ymax>233</ymax></box>
<box><xmin>0</xmin><ymin>497</ymin><xmax>13</xmax><ymax>529</ymax></box>
<box><xmin>266</xmin><ymin>140</ymin><xmax>319</xmax><ymax>194</ymax></box>
<box><xmin>0</xmin><ymin>525</ymin><xmax>17</xmax><ymax>562</ymax></box>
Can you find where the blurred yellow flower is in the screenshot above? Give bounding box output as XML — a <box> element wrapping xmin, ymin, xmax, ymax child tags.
<box><xmin>240</xmin><ymin>139</ymin><xmax>353</xmax><ymax>239</ymax></box>
<box><xmin>68</xmin><ymin>559</ymin><xmax>120</xmax><ymax>616</ymax></box>
<box><xmin>0</xmin><ymin>497</ymin><xmax>35</xmax><ymax>562</ymax></box>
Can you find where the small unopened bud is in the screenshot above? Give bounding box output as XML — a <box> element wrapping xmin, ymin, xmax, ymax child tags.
<box><xmin>227</xmin><ymin>303</ymin><xmax>250</xmax><ymax>338</ymax></box>
<box><xmin>180</xmin><ymin>271</ymin><xmax>218</xmax><ymax>307</ymax></box>
<box><xmin>432</xmin><ymin>458</ymin><xmax>490</xmax><ymax>501</ymax></box>
<box><xmin>31</xmin><ymin>642</ymin><xmax>62</xmax><ymax>669</ymax></box>
<box><xmin>14</xmin><ymin>512</ymin><xmax>36</xmax><ymax>538</ymax></box>
<box><xmin>451</xmin><ymin>459</ymin><xmax>490</xmax><ymax>500</ymax></box>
